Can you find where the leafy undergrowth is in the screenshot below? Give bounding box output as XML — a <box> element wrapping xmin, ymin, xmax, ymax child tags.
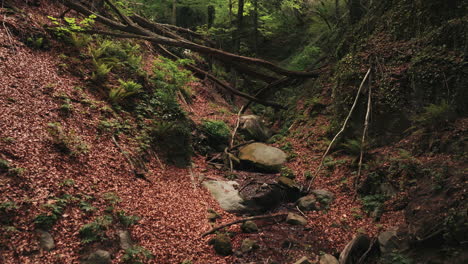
<box><xmin>1</xmin><ymin>1</ymin><xmax>466</xmax><ymax>264</ymax></box>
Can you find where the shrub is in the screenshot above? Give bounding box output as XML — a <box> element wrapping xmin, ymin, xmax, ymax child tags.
<box><xmin>102</xmin><ymin>192</ymin><xmax>121</xmax><ymax>205</ymax></box>
<box><xmin>361</xmin><ymin>194</ymin><xmax>387</xmax><ymax>214</ymax></box>
<box><xmin>122</xmin><ymin>245</ymin><xmax>154</xmax><ymax>264</ymax></box>
<box><xmin>109</xmin><ymin>79</ymin><xmax>142</xmax><ymax>103</ymax></box>
<box><xmin>280</xmin><ymin>167</ymin><xmax>295</xmax><ymax>179</ymax></box>
<box><xmin>79</xmin><ymin>215</ymin><xmax>113</xmax><ymax>244</ymax></box>
<box><xmin>201</xmin><ymin>120</ymin><xmax>230</xmax><ymax>145</ymax></box>
<box><xmin>341</xmin><ymin>139</ymin><xmax>362</xmax><ymax>156</ymax></box>
<box><xmin>0</xmin><ymin>159</ymin><xmax>9</xmax><ymax>173</ymax></box>
<box><xmin>116</xmin><ymin>211</ymin><xmax>140</xmax><ymax>227</ymax></box>
<box><xmin>288</xmin><ymin>44</ymin><xmax>322</xmax><ymax>70</ymax></box>
<box><xmin>411</xmin><ymin>101</ymin><xmax>455</xmax><ymax>129</ymax></box>
<box><xmin>150</xmin><ymin>121</ymin><xmax>192</xmax><ymax>167</ymax></box>
<box><xmin>47</xmin><ymin>122</ymin><xmax>89</xmax><ymax>156</ymax></box>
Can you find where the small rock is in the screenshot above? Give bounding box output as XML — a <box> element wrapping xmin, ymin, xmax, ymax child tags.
<box><xmin>37</xmin><ymin>229</ymin><xmax>55</xmax><ymax>251</ymax></box>
<box><xmin>203</xmin><ymin>181</ymin><xmax>246</xmax><ymax>213</ymax></box>
<box><xmin>117</xmin><ymin>230</ymin><xmax>133</xmax><ymax>250</ymax></box>
<box><xmin>83</xmin><ymin>249</ymin><xmax>111</xmax><ymax>264</ymax></box>
<box><xmin>319</xmin><ymin>253</ymin><xmax>339</xmax><ymax>264</ymax></box>
<box><xmin>293</xmin><ymin>256</ymin><xmax>312</xmax><ymax>264</ymax></box>
<box><xmin>297</xmin><ymin>195</ymin><xmax>318</xmax><ymax>211</ymax></box>
<box><xmin>311</xmin><ymin>189</ymin><xmax>334</xmax><ymax>208</ymax></box>
<box><xmin>239</xmin><ymin>115</ymin><xmax>272</xmax><ymax>142</ymax></box>
<box><xmin>241</xmin><ymin>221</ymin><xmax>259</xmax><ymax>233</ymax></box>
<box><xmin>212</xmin><ymin>234</ymin><xmax>232</xmax><ymax>256</ymax></box>
<box><xmin>277</xmin><ymin>176</ymin><xmax>298</xmax><ymax>189</ymax></box>
<box><xmin>240</xmin><ymin>239</ymin><xmax>259</xmax><ymax>253</ymax></box>
<box><xmin>286</xmin><ymin>213</ymin><xmax>307</xmax><ymax>226</ymax></box>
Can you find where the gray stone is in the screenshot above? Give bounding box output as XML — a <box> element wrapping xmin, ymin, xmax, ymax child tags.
<box><xmin>319</xmin><ymin>254</ymin><xmax>339</xmax><ymax>264</ymax></box>
<box><xmin>378</xmin><ymin>229</ymin><xmax>405</xmax><ymax>255</ymax></box>
<box><xmin>286</xmin><ymin>213</ymin><xmax>307</xmax><ymax>226</ymax></box>
<box><xmin>239</xmin><ymin>143</ymin><xmax>287</xmax><ymax>172</ymax></box>
<box><xmin>239</xmin><ymin>115</ymin><xmax>272</xmax><ymax>142</ymax></box>
<box><xmin>241</xmin><ymin>221</ymin><xmax>258</xmax><ymax>233</ymax></box>
<box><xmin>83</xmin><ymin>249</ymin><xmax>111</xmax><ymax>264</ymax></box>
<box><xmin>240</xmin><ymin>239</ymin><xmax>259</xmax><ymax>253</ymax></box>
<box><xmin>293</xmin><ymin>256</ymin><xmax>312</xmax><ymax>264</ymax></box>
<box><xmin>297</xmin><ymin>195</ymin><xmax>318</xmax><ymax>211</ymax></box>
<box><xmin>311</xmin><ymin>189</ymin><xmax>334</xmax><ymax>208</ymax></box>
<box><xmin>118</xmin><ymin>230</ymin><xmax>133</xmax><ymax>250</ymax></box>
<box><xmin>212</xmin><ymin>234</ymin><xmax>232</xmax><ymax>256</ymax></box>
<box><xmin>37</xmin><ymin>229</ymin><xmax>55</xmax><ymax>251</ymax></box>
<box><xmin>339</xmin><ymin>234</ymin><xmax>371</xmax><ymax>264</ymax></box>
<box><xmin>203</xmin><ymin>181</ymin><xmax>246</xmax><ymax>213</ymax></box>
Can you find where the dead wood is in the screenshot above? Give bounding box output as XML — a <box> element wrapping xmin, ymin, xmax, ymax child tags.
<box><xmin>201</xmin><ymin>213</ymin><xmax>287</xmax><ymax>237</ymax></box>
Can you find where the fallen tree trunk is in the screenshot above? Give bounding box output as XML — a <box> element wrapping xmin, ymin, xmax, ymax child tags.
<box><xmin>63</xmin><ymin>0</ymin><xmax>319</xmax><ymax>78</ymax></box>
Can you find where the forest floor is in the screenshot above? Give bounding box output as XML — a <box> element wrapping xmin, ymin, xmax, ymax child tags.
<box><xmin>1</xmin><ymin>2</ymin><xmax>466</xmax><ymax>264</ymax></box>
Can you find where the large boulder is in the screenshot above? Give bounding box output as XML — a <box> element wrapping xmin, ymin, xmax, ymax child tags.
<box><xmin>319</xmin><ymin>254</ymin><xmax>339</xmax><ymax>264</ymax></box>
<box><xmin>203</xmin><ymin>181</ymin><xmax>246</xmax><ymax>213</ymax></box>
<box><xmin>238</xmin><ymin>143</ymin><xmax>287</xmax><ymax>172</ymax></box>
<box><xmin>339</xmin><ymin>234</ymin><xmax>371</xmax><ymax>264</ymax></box>
<box><xmin>239</xmin><ymin>115</ymin><xmax>272</xmax><ymax>142</ymax></box>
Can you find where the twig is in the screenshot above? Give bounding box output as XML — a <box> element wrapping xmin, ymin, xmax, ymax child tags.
<box><xmin>188</xmin><ymin>167</ymin><xmax>197</xmax><ymax>189</ymax></box>
<box><xmin>229</xmin><ymin>140</ymin><xmax>255</xmax><ymax>151</ymax></box>
<box><xmin>296</xmin><ymin>206</ymin><xmax>308</xmax><ymax>219</ymax></box>
<box><xmin>354</xmin><ymin>69</ymin><xmax>372</xmax><ymax>198</ymax></box>
<box><xmin>307</xmin><ymin>67</ymin><xmax>371</xmax><ymax>191</ymax></box>
<box><xmin>201</xmin><ymin>213</ymin><xmax>287</xmax><ymax>237</ymax></box>
<box><xmin>230</xmin><ymin>107</ymin><xmax>244</xmax><ymax>149</ymax></box>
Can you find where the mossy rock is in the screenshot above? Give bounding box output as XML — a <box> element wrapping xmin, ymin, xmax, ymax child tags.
<box><xmin>211</xmin><ymin>234</ymin><xmax>232</xmax><ymax>256</ymax></box>
<box><xmin>241</xmin><ymin>221</ymin><xmax>258</xmax><ymax>233</ymax></box>
<box><xmin>238</xmin><ymin>143</ymin><xmax>287</xmax><ymax>172</ymax></box>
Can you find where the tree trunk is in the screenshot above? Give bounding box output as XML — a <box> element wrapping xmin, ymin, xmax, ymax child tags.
<box><xmin>207</xmin><ymin>5</ymin><xmax>215</xmax><ymax>29</ymax></box>
<box><xmin>253</xmin><ymin>0</ymin><xmax>259</xmax><ymax>54</ymax></box>
<box><xmin>348</xmin><ymin>0</ymin><xmax>363</xmax><ymax>24</ymax></box>
<box><xmin>235</xmin><ymin>0</ymin><xmax>244</xmax><ymax>53</ymax></box>
<box><xmin>171</xmin><ymin>0</ymin><xmax>177</xmax><ymax>25</ymax></box>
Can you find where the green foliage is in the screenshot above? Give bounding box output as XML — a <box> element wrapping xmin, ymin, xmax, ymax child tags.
<box><xmin>79</xmin><ymin>201</ymin><xmax>96</xmax><ymax>213</ymax></box>
<box><xmin>443</xmin><ymin>208</ymin><xmax>468</xmax><ymax>244</ymax></box>
<box><xmin>280</xmin><ymin>167</ymin><xmax>295</xmax><ymax>179</ymax></box>
<box><xmin>116</xmin><ymin>211</ymin><xmax>140</xmax><ymax>227</ymax></box>
<box><xmin>152</xmin><ymin>57</ymin><xmax>194</xmax><ymax>102</ymax></box>
<box><xmin>47</xmin><ymin>122</ymin><xmax>90</xmax><ymax>156</ymax></box>
<box><xmin>382</xmin><ymin>252</ymin><xmax>413</xmax><ymax>264</ymax></box>
<box><xmin>34</xmin><ymin>195</ymin><xmax>71</xmax><ymax>230</ymax></box>
<box><xmin>109</xmin><ymin>79</ymin><xmax>143</xmax><ymax>103</ymax></box>
<box><xmin>149</xmin><ymin>121</ymin><xmax>192</xmax><ymax>167</ymax></box>
<box><xmin>411</xmin><ymin>101</ymin><xmax>455</xmax><ymax>129</ymax></box>
<box><xmin>59</xmin><ymin>179</ymin><xmax>75</xmax><ymax>187</ymax></box>
<box><xmin>122</xmin><ymin>245</ymin><xmax>154</xmax><ymax>264</ymax></box>
<box><xmin>79</xmin><ymin>215</ymin><xmax>113</xmax><ymax>244</ymax></box>
<box><xmin>47</xmin><ymin>15</ymin><xmax>95</xmax><ymax>47</ymax></box>
<box><xmin>201</xmin><ymin>120</ymin><xmax>230</xmax><ymax>144</ymax></box>
<box><xmin>287</xmin><ymin>44</ymin><xmax>322</xmax><ymax>70</ymax></box>
<box><xmin>0</xmin><ymin>159</ymin><xmax>9</xmax><ymax>173</ymax></box>
<box><xmin>102</xmin><ymin>192</ymin><xmax>121</xmax><ymax>205</ymax></box>
<box><xmin>341</xmin><ymin>139</ymin><xmax>362</xmax><ymax>156</ymax></box>
<box><xmin>0</xmin><ymin>201</ymin><xmax>18</xmax><ymax>212</ymax></box>
<box><xmin>304</xmin><ymin>170</ymin><xmax>313</xmax><ymax>180</ymax></box>
<box><xmin>361</xmin><ymin>194</ymin><xmax>387</xmax><ymax>214</ymax></box>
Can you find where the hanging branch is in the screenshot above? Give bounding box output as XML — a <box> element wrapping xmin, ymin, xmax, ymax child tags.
<box><xmin>354</xmin><ymin>69</ymin><xmax>372</xmax><ymax>197</ymax></box>
<box><xmin>306</xmin><ymin>68</ymin><xmax>371</xmax><ymax>192</ymax></box>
